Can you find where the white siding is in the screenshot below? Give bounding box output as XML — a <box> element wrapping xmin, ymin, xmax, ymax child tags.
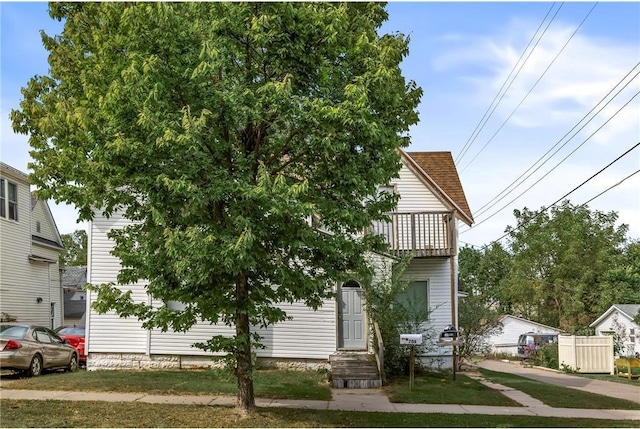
<box><xmin>402</xmin><ymin>258</ymin><xmax>453</xmax><ymax>333</ymax></box>
<box><xmin>0</xmin><ymin>168</ymin><xmax>62</xmax><ymax>328</ymax></box>
<box><xmin>593</xmin><ymin>311</ymin><xmax>640</xmax><ymax>356</ymax></box>
<box><xmin>390</xmin><ymin>162</ymin><xmax>448</xmax><ymax>213</ymax></box>
<box><xmin>89</xmin><ymin>211</ymin><xmax>339</xmax><ymax>359</ymax></box>
<box><xmin>487</xmin><ymin>316</ymin><xmax>562</xmax><ymax>356</ymax></box>
<box><xmin>31</xmin><ymin>201</ymin><xmax>56</xmax><ymax>241</ymax></box>
<box><xmin>87</xmin><ymin>213</ymin><xmax>148</xmax><ymax>353</ymax></box>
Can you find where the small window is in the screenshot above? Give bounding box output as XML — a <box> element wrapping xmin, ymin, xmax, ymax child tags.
<box><xmin>0</xmin><ymin>178</ymin><xmax>5</xmax><ymax>218</ymax></box>
<box><xmin>7</xmin><ymin>181</ymin><xmax>18</xmax><ymax>221</ymax></box>
<box><xmin>36</xmin><ymin>221</ymin><xmax>41</xmax><ymax>233</ymax></box>
<box><xmin>396</xmin><ymin>281</ymin><xmax>429</xmax><ymax>320</ymax></box>
<box><xmin>35</xmin><ymin>329</ymin><xmax>52</xmax><ymax>343</ymax></box>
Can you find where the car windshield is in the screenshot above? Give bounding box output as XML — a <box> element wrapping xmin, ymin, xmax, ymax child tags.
<box><xmin>55</xmin><ymin>326</ymin><xmax>85</xmax><ymax>336</ymax></box>
<box><xmin>0</xmin><ymin>325</ymin><xmax>28</xmax><ymax>339</ymax></box>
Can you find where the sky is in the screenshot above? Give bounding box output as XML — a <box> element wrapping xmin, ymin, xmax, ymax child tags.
<box><xmin>1</xmin><ymin>2</ymin><xmax>639</xmax><ymax>248</ymax></box>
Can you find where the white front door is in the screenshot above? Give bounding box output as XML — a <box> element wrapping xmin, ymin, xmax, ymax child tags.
<box><xmin>338</xmin><ymin>280</ymin><xmax>366</xmax><ymax>349</ymax></box>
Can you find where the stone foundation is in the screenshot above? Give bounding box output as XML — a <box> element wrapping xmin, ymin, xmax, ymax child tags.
<box><xmin>87</xmin><ymin>353</ymin><xmax>329</xmax><ymax>371</ymax></box>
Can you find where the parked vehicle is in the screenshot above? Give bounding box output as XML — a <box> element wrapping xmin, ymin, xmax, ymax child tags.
<box><xmin>54</xmin><ymin>325</ymin><xmax>86</xmax><ymax>364</ymax></box>
<box><xmin>0</xmin><ymin>324</ymin><xmax>78</xmax><ymax>376</ymax></box>
<box><xmin>517</xmin><ymin>332</ymin><xmax>558</xmax><ymax>359</ymax></box>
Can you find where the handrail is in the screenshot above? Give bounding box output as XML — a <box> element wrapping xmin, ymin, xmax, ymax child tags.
<box><xmin>373</xmin><ymin>321</ymin><xmax>384</xmax><ymax>385</ymax></box>
<box><xmin>370</xmin><ymin>211</ymin><xmax>455</xmax><ymax>257</ymax></box>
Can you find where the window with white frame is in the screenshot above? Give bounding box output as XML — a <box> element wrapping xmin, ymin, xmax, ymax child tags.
<box><xmin>0</xmin><ymin>179</ymin><xmax>18</xmax><ymax>221</ymax></box>
<box><xmin>7</xmin><ymin>182</ymin><xmax>17</xmax><ymax>220</ymax></box>
<box><xmin>0</xmin><ymin>178</ymin><xmax>5</xmax><ymax>218</ymax></box>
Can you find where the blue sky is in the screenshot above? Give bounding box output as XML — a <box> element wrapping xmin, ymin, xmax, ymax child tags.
<box><xmin>1</xmin><ymin>2</ymin><xmax>639</xmax><ymax>247</ymax></box>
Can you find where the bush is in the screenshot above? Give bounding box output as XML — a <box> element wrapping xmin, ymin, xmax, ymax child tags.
<box><xmin>528</xmin><ymin>343</ymin><xmax>558</xmax><ymax>369</ymax></box>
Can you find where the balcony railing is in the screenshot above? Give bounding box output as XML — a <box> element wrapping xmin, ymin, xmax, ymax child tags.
<box><xmin>370</xmin><ymin>211</ymin><xmax>455</xmax><ymax>257</ymax></box>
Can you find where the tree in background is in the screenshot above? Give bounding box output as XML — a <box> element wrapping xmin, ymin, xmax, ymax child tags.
<box><xmin>457</xmin><ymin>244</ymin><xmax>508</xmax><ymax>366</ymax></box>
<box><xmin>59</xmin><ymin>229</ymin><xmax>87</xmax><ymax>266</ymax></box>
<box><xmin>12</xmin><ymin>3</ymin><xmax>421</xmax><ymax>413</ymax></box>
<box><xmin>503</xmin><ymin>201</ymin><xmax>628</xmax><ymax>333</ymax></box>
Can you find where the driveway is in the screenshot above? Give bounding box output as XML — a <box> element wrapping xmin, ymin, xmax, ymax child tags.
<box><xmin>476</xmin><ymin>359</ymin><xmax>640</xmax><ymax>404</ymax></box>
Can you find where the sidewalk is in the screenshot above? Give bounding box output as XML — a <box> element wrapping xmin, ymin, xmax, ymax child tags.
<box><xmin>475</xmin><ymin>359</ymin><xmax>640</xmax><ymax>404</ymax></box>
<box><xmin>2</xmin><ymin>385</ymin><xmax>639</xmax><ymax>420</ymax></box>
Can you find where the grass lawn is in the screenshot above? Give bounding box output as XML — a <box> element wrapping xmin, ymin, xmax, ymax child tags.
<box><xmin>2</xmin><ymin>399</ymin><xmax>639</xmax><ymax>428</ymax></box>
<box><xmin>478</xmin><ymin>368</ymin><xmax>640</xmax><ymax>410</ymax></box>
<box><xmin>576</xmin><ymin>373</ymin><xmax>640</xmax><ymax>386</ymax></box>
<box><xmin>385</xmin><ymin>371</ymin><xmax>521</xmax><ymax>406</ymax></box>
<box><xmin>0</xmin><ymin>368</ymin><xmax>331</xmax><ymax>400</ymax></box>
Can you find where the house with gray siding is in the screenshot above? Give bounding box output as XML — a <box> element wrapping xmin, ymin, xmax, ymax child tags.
<box><xmin>0</xmin><ymin>162</ymin><xmax>64</xmax><ymax>328</ymax></box>
<box><xmin>85</xmin><ymin>150</ymin><xmax>473</xmax><ymax>382</ymax></box>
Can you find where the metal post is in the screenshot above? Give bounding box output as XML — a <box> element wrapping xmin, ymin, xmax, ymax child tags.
<box><xmin>452</xmin><ymin>345</ymin><xmax>457</xmax><ymax>381</ymax></box>
<box><xmin>409</xmin><ymin>345</ymin><xmax>415</xmax><ymax>391</ymax></box>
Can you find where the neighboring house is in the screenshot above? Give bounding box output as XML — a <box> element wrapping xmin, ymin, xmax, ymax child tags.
<box><xmin>86</xmin><ymin>150</ymin><xmax>473</xmax><ymax>377</ymax></box>
<box><xmin>61</xmin><ymin>266</ymin><xmax>87</xmax><ymax>325</ymax></box>
<box><xmin>590</xmin><ymin>304</ymin><xmax>640</xmax><ymax>357</ymax></box>
<box><xmin>486</xmin><ymin>315</ymin><xmax>563</xmax><ymax>356</ymax></box>
<box><xmin>0</xmin><ymin>162</ymin><xmax>64</xmax><ymax>328</ymax></box>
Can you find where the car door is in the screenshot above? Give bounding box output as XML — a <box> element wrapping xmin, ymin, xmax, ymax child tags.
<box><xmin>46</xmin><ymin>328</ymin><xmax>72</xmax><ymax>367</ymax></box>
<box><xmin>34</xmin><ymin>328</ymin><xmax>65</xmax><ymax>368</ymax></box>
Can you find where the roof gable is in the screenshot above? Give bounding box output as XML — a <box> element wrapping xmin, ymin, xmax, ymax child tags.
<box><xmin>590</xmin><ymin>304</ymin><xmax>640</xmax><ymax>328</ymax></box>
<box><xmin>31</xmin><ymin>194</ymin><xmax>64</xmax><ymax>249</ymax></box>
<box><xmin>400</xmin><ymin>150</ymin><xmax>473</xmax><ymax>226</ymax></box>
<box><xmin>500</xmin><ymin>314</ymin><xmax>562</xmax><ymax>332</ymax></box>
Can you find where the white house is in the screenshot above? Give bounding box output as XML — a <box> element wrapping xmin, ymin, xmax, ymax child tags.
<box><xmin>0</xmin><ymin>162</ymin><xmax>64</xmax><ymax>328</ymax></box>
<box><xmin>590</xmin><ymin>304</ymin><xmax>640</xmax><ymax>357</ymax></box>
<box><xmin>85</xmin><ymin>150</ymin><xmax>473</xmax><ymax>382</ymax></box>
<box><xmin>487</xmin><ymin>315</ymin><xmax>563</xmax><ymax>356</ymax></box>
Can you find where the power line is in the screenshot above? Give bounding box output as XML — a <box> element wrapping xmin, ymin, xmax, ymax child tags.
<box><xmin>473</xmin><ymin>63</ymin><xmax>640</xmax><ymax>218</ymax></box>
<box><xmin>468</xmin><ymin>142</ymin><xmax>640</xmax><ymax>249</ymax></box>
<box><xmin>461</xmin><ymin>91</ymin><xmax>639</xmax><ymax>233</ymax></box>
<box><xmin>582</xmin><ymin>169</ymin><xmax>640</xmax><ymax>206</ymax></box>
<box><xmin>455</xmin><ymin>2</ymin><xmax>562</xmax><ymax>164</ymax></box>
<box><xmin>491</xmin><ymin>164</ymin><xmax>640</xmax><ymax>246</ymax></box>
<box><xmin>459</xmin><ymin>2</ymin><xmax>599</xmax><ymax>173</ymax></box>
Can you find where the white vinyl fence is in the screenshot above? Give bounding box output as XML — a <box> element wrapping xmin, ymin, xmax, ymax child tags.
<box><xmin>558</xmin><ymin>335</ymin><xmax>614</xmax><ymax>374</ymax></box>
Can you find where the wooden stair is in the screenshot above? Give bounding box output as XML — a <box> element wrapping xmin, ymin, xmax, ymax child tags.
<box><xmin>329</xmin><ymin>353</ymin><xmax>382</xmax><ymax>389</ymax></box>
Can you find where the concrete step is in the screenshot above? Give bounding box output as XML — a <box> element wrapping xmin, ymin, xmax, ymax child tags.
<box><xmin>329</xmin><ymin>353</ymin><xmax>381</xmax><ymax>389</ymax></box>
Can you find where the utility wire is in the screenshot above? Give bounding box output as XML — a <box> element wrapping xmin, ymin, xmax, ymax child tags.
<box><xmin>491</xmin><ymin>165</ymin><xmax>640</xmax><ymax>245</ymax></box>
<box><xmin>466</xmin><ymin>143</ymin><xmax>640</xmax><ymax>248</ymax></box>
<box><xmin>461</xmin><ymin>91</ymin><xmax>640</xmax><ymax>233</ymax></box>
<box><xmin>460</xmin><ymin>2</ymin><xmax>599</xmax><ymax>173</ymax></box>
<box><xmin>582</xmin><ymin>169</ymin><xmax>640</xmax><ymax>206</ymax></box>
<box><xmin>473</xmin><ymin>64</ymin><xmax>640</xmax><ymax>218</ymax></box>
<box><xmin>455</xmin><ymin>2</ymin><xmax>562</xmax><ymax>164</ymax></box>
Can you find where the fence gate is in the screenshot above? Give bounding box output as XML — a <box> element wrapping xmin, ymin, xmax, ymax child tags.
<box><xmin>558</xmin><ymin>335</ymin><xmax>614</xmax><ymax>374</ymax></box>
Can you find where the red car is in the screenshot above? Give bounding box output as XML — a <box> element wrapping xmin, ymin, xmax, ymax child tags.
<box><xmin>54</xmin><ymin>325</ymin><xmax>85</xmax><ymax>365</ymax></box>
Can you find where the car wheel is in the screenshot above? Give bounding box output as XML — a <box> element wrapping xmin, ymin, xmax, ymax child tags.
<box><xmin>26</xmin><ymin>355</ymin><xmax>42</xmax><ymax>377</ymax></box>
<box><xmin>67</xmin><ymin>354</ymin><xmax>78</xmax><ymax>373</ymax></box>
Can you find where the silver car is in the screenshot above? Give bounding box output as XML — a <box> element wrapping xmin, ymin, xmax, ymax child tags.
<box><xmin>0</xmin><ymin>324</ymin><xmax>79</xmax><ymax>376</ymax></box>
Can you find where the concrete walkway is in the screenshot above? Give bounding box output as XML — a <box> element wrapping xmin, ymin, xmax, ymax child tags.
<box><xmin>476</xmin><ymin>359</ymin><xmax>640</xmax><ymax>404</ymax></box>
<box><xmin>0</xmin><ymin>361</ymin><xmax>640</xmax><ymax>420</ymax></box>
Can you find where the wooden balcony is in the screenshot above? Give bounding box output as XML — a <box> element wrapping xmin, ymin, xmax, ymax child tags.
<box><xmin>369</xmin><ymin>211</ymin><xmax>456</xmax><ymax>258</ymax></box>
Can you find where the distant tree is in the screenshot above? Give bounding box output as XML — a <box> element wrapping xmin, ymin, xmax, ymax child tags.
<box><xmin>59</xmin><ymin>229</ymin><xmax>87</xmax><ymax>266</ymax></box>
<box><xmin>503</xmin><ymin>201</ymin><xmax>628</xmax><ymax>332</ymax></box>
<box><xmin>601</xmin><ymin>240</ymin><xmax>640</xmax><ymax>306</ymax></box>
<box><xmin>12</xmin><ymin>2</ymin><xmax>421</xmax><ymax>413</ymax></box>
<box><xmin>458</xmin><ymin>245</ymin><xmax>507</xmax><ymax>366</ymax></box>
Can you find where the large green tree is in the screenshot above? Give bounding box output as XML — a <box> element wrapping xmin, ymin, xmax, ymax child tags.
<box><xmin>504</xmin><ymin>201</ymin><xmax>628</xmax><ymax>332</ymax></box>
<box><xmin>12</xmin><ymin>3</ymin><xmax>421</xmax><ymax>413</ymax></box>
<box><xmin>59</xmin><ymin>229</ymin><xmax>88</xmax><ymax>266</ymax></box>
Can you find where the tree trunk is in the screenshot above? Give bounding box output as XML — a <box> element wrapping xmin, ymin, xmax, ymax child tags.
<box><xmin>235</xmin><ymin>274</ymin><xmax>256</xmax><ymax>414</ymax></box>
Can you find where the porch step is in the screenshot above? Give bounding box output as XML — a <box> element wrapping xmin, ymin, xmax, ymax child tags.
<box><xmin>329</xmin><ymin>353</ymin><xmax>382</xmax><ymax>389</ymax></box>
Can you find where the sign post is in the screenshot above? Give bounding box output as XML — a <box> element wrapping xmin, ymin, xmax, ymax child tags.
<box><xmin>400</xmin><ymin>334</ymin><xmax>422</xmax><ymax>391</ymax></box>
<box><xmin>437</xmin><ymin>325</ymin><xmax>463</xmax><ymax>381</ymax></box>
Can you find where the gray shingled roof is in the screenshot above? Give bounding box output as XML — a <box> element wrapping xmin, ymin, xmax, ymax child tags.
<box><xmin>616</xmin><ymin>304</ymin><xmax>640</xmax><ymax>320</ymax></box>
<box><xmin>62</xmin><ymin>266</ymin><xmax>87</xmax><ymax>289</ymax></box>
